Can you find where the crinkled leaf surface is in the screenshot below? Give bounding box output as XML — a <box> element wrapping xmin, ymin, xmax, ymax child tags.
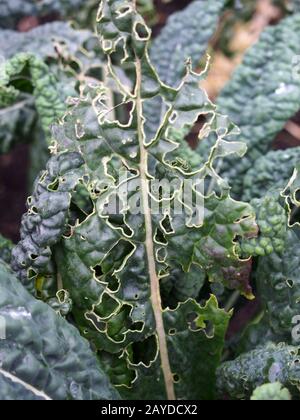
<box><xmin>0</xmin><ymin>53</ymin><xmax>64</xmax><ymax>141</ymax></box>
<box><xmin>242</xmin><ymin>147</ymin><xmax>300</xmax><ymax>201</ymax></box>
<box><xmin>256</xmin><ymin>229</ymin><xmax>300</xmax><ymax>341</ymax></box>
<box><xmin>145</xmin><ymin>0</ymin><xmax>225</xmax><ymax>138</ymax></box>
<box><xmin>13</xmin><ymin>0</ymin><xmax>256</xmax><ymax>400</ymax></box>
<box><xmin>251</xmin><ymin>382</ymin><xmax>291</xmax><ymax>401</ymax></box>
<box><xmin>0</xmin><ymin>260</ymin><xmax>119</xmax><ymax>400</ymax></box>
<box><xmin>217</xmin><ymin>343</ymin><xmax>300</xmax><ymax>400</ymax></box>
<box><xmin>282</xmin><ymin>162</ymin><xmax>300</xmax><ymax>221</ymax></box>
<box><xmin>0</xmin><ymin>234</ymin><xmax>13</xmax><ymax>265</ymax></box>
<box><xmin>0</xmin><ymin>23</ymin><xmax>101</xmax><ymax>154</ymax></box>
<box><xmin>0</xmin><ymin>375</ymin><xmax>46</xmax><ymax>401</ymax></box>
<box><xmin>150</xmin><ymin>0</ymin><xmax>225</xmax><ymax>87</ymax></box>
<box><xmin>237</xmin><ymin>313</ymin><xmax>281</xmax><ymax>355</ymax></box>
<box><xmin>160</xmin><ymin>263</ymin><xmax>206</xmax><ymax>309</ymax></box>
<box><xmin>0</xmin><ymin>0</ymin><xmax>82</xmax><ymax>29</ymax></box>
<box><xmin>118</xmin><ymin>296</ymin><xmax>231</xmax><ymax>400</ymax></box>
<box><xmin>237</xmin><ymin>193</ymin><xmax>287</xmax><ymax>258</ymax></box>
<box><xmin>0</xmin><ymin>22</ymin><xmax>93</xmax><ymax>61</ymax></box>
<box><xmin>197</xmin><ymin>14</ymin><xmax>300</xmax><ymax>197</ymax></box>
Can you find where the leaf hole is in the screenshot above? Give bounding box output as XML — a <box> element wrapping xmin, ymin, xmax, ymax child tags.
<box><xmin>93</xmin><ymin>264</ymin><xmax>104</xmax><ymax>279</ymax></box>
<box><xmin>114</xmin><ymin>97</ymin><xmax>133</xmax><ymax>125</ymax></box>
<box><xmin>169</xmin><ymin>111</ymin><xmax>178</xmax><ymax>124</ymax></box>
<box><xmin>202</xmin><ymin>320</ymin><xmax>214</xmax><ymax>337</ymax></box>
<box><xmin>130</xmin><ymin>335</ymin><xmax>158</xmax><ymax>367</ymax></box>
<box><xmin>28</xmin><ymin>269</ymin><xmax>37</xmax><ymax>279</ymax></box>
<box><xmin>186</xmin><ymin>312</ymin><xmax>198</xmax><ymax>328</ymax></box>
<box><xmin>168</xmin><ymin>328</ymin><xmax>177</xmax><ymax>336</ymax></box>
<box><xmin>161</xmin><ymin>214</ymin><xmax>174</xmax><ymax>234</ymax></box>
<box><xmin>130</xmin><ymin>321</ymin><xmax>143</xmax><ymax>332</ymax></box>
<box><xmin>62</xmin><ymin>225</ymin><xmax>73</xmax><ymax>239</ymax></box>
<box><xmin>108</xmin><ymin>214</ymin><xmax>133</xmax><ymax>237</ymax></box>
<box><xmin>134</xmin><ymin>22</ymin><xmax>150</xmax><ymax>41</ymax></box>
<box><xmin>154</xmin><ymin>228</ymin><xmax>167</xmax><ymax>245</ymax></box>
<box><xmin>117</xmin><ymin>5</ymin><xmax>131</xmax><ymax>15</ymax></box>
<box><xmin>173</xmin><ymin>374</ymin><xmax>180</xmax><ymax>383</ymax></box>
<box><xmin>48</xmin><ymin>179</ymin><xmax>59</xmax><ymax>191</ymax></box>
<box><xmin>106</xmin><ymin>275</ymin><xmax>119</xmax><ymax>293</ymax></box>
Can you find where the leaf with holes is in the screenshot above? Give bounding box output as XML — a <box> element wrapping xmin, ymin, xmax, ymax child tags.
<box><xmin>217</xmin><ymin>343</ymin><xmax>300</xmax><ymax>400</ymax></box>
<box><xmin>12</xmin><ymin>0</ymin><xmax>257</xmax><ymax>400</ymax></box>
<box><xmin>196</xmin><ymin>14</ymin><xmax>300</xmax><ymax>197</ymax></box>
<box><xmin>145</xmin><ymin>0</ymin><xmax>225</xmax><ymax>138</ymax></box>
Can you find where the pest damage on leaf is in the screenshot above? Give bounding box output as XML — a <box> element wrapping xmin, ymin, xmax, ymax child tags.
<box><xmin>1</xmin><ymin>0</ymin><xmax>300</xmax><ymax>402</ymax></box>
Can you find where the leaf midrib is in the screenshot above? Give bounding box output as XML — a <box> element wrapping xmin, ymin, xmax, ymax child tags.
<box><xmin>0</xmin><ymin>367</ymin><xmax>52</xmax><ymax>400</ymax></box>
<box><xmin>135</xmin><ymin>55</ymin><xmax>175</xmax><ymax>400</ymax></box>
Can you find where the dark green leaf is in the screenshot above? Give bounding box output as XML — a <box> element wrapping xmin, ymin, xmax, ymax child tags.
<box><xmin>242</xmin><ymin>148</ymin><xmax>300</xmax><ymax>201</ymax></box>
<box><xmin>13</xmin><ymin>0</ymin><xmax>257</xmax><ymax>400</ymax></box>
<box><xmin>197</xmin><ymin>14</ymin><xmax>300</xmax><ymax>196</ymax></box>
<box><xmin>0</xmin><ymin>260</ymin><xmax>119</xmax><ymax>400</ymax></box>
<box><xmin>217</xmin><ymin>343</ymin><xmax>300</xmax><ymax>399</ymax></box>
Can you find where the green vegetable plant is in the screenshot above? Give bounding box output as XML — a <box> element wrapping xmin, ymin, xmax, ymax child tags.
<box><xmin>1</xmin><ymin>0</ymin><xmax>300</xmax><ymax>401</ymax></box>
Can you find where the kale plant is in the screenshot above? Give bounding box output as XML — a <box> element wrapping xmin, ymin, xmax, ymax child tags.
<box><xmin>1</xmin><ymin>0</ymin><xmax>300</xmax><ymax>401</ymax></box>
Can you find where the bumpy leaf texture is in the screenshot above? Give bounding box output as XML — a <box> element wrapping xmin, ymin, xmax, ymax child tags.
<box><xmin>0</xmin><ymin>0</ymin><xmax>155</xmax><ymax>30</ymax></box>
<box><xmin>0</xmin><ymin>22</ymin><xmax>99</xmax><ymax>154</ymax></box>
<box><xmin>282</xmin><ymin>162</ymin><xmax>300</xmax><ymax>221</ymax></box>
<box><xmin>217</xmin><ymin>343</ymin><xmax>300</xmax><ymax>399</ymax></box>
<box><xmin>197</xmin><ymin>14</ymin><xmax>300</xmax><ymax>197</ymax></box>
<box><xmin>145</xmin><ymin>0</ymin><xmax>225</xmax><ymax>139</ymax></box>
<box><xmin>0</xmin><ymin>22</ymin><xmax>94</xmax><ymax>60</ymax></box>
<box><xmin>150</xmin><ymin>0</ymin><xmax>225</xmax><ymax>87</ymax></box>
<box><xmin>0</xmin><ymin>53</ymin><xmax>64</xmax><ymax>139</ymax></box>
<box><xmin>251</xmin><ymin>383</ymin><xmax>291</xmax><ymax>401</ymax></box>
<box><xmin>0</xmin><ymin>260</ymin><xmax>119</xmax><ymax>400</ymax></box>
<box><xmin>236</xmin><ymin>313</ymin><xmax>281</xmax><ymax>355</ymax></box>
<box><xmin>255</xmin><ymin>229</ymin><xmax>300</xmax><ymax>342</ymax></box>
<box><xmin>0</xmin><ymin>0</ymin><xmax>83</xmax><ymax>29</ymax></box>
<box><xmin>12</xmin><ymin>0</ymin><xmax>257</xmax><ymax>400</ymax></box>
<box><xmin>0</xmin><ymin>234</ymin><xmax>13</xmax><ymax>264</ymax></box>
<box><xmin>237</xmin><ymin>193</ymin><xmax>287</xmax><ymax>258</ymax></box>
<box><xmin>242</xmin><ymin>147</ymin><xmax>300</xmax><ymax>201</ymax></box>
